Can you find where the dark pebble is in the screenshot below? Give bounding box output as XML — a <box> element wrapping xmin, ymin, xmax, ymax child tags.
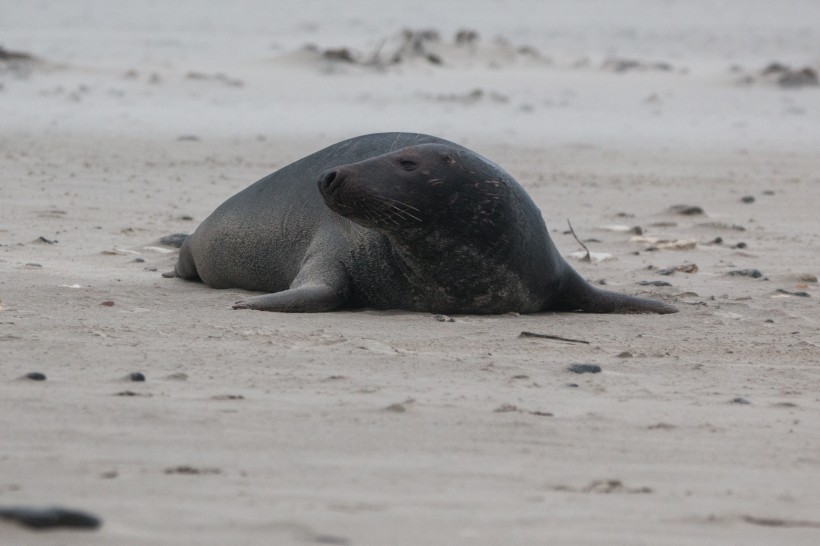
<box><xmin>25</xmin><ymin>372</ymin><xmax>46</xmax><ymax>381</ymax></box>
<box><xmin>0</xmin><ymin>506</ymin><xmax>101</xmax><ymax>530</ymax></box>
<box><xmin>133</xmin><ymin>257</ymin><xmax>145</xmax><ymax>263</ymax></box>
<box><xmin>658</xmin><ymin>267</ymin><xmax>676</xmax><ymax>276</ymax></box>
<box><xmin>740</xmin><ymin>196</ymin><xmax>755</xmax><ymax>203</ymax></box>
<box><xmin>669</xmin><ymin>205</ymin><xmax>705</xmax><ymax>216</ymax></box>
<box><xmin>638</xmin><ymin>280</ymin><xmax>672</xmax><ymax>287</ymax></box>
<box><xmin>731</xmin><ymin>397</ymin><xmax>751</xmax><ymax>405</ymax></box>
<box><xmin>159</xmin><ymin>233</ymin><xmax>188</xmax><ymax>248</ymax></box>
<box><xmin>776</xmin><ymin>289</ymin><xmax>810</xmax><ymax>298</ymax></box>
<box><xmin>732</xmin><ymin>242</ymin><xmax>747</xmax><ymax>249</ymax></box>
<box><xmin>728</xmin><ymin>269</ymin><xmax>763</xmax><ymax>278</ymax></box>
<box><xmin>129</xmin><ymin>372</ymin><xmax>146</xmax><ymax>382</ymax></box>
<box><xmin>568</xmin><ymin>364</ymin><xmax>601</xmax><ymax>374</ymax></box>
<box><xmin>566</xmin><ymin>383</ymin><xmax>579</xmax><ymax>388</ymax></box>
<box><xmin>36</xmin><ymin>236</ymin><xmax>57</xmax><ymax>244</ymax></box>
<box><xmin>762</xmin><ymin>190</ymin><xmax>775</xmax><ymax>196</ymax></box>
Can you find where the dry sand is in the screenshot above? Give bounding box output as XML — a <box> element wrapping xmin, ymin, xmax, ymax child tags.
<box><xmin>2</xmin><ymin>1</ymin><xmax>820</xmax><ymax>544</ymax></box>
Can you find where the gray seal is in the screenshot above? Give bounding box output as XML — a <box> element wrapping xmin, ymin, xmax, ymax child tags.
<box><xmin>164</xmin><ymin>133</ymin><xmax>677</xmax><ymax>314</ymax></box>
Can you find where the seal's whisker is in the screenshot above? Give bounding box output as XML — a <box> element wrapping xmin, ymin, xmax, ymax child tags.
<box><xmin>372</xmin><ymin>194</ymin><xmax>421</xmax><ymax>212</ymax></box>
<box><xmin>371</xmin><ymin>196</ymin><xmax>423</xmax><ymax>222</ymax></box>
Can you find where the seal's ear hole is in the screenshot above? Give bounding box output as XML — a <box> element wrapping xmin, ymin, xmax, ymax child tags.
<box><xmin>399</xmin><ymin>159</ymin><xmax>417</xmax><ymax>171</ymax></box>
<box><xmin>441</xmin><ymin>154</ymin><xmax>455</xmax><ymax>165</ymax></box>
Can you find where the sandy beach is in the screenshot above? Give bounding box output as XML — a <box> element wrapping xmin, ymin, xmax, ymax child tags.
<box><xmin>2</xmin><ymin>1</ymin><xmax>820</xmax><ymax>544</ymax></box>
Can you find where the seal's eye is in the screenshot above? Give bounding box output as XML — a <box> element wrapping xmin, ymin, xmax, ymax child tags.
<box><xmin>399</xmin><ymin>159</ymin><xmax>417</xmax><ymax>171</ymax></box>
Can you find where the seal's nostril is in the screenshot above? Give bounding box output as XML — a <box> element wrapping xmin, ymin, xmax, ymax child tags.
<box><xmin>320</xmin><ymin>170</ymin><xmax>341</xmax><ymax>193</ymax></box>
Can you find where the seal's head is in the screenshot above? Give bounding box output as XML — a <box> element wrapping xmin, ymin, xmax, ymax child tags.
<box><xmin>318</xmin><ymin>143</ymin><xmax>511</xmax><ymax>239</ymax></box>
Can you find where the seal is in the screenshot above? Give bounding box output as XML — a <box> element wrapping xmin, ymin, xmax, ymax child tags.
<box><xmin>164</xmin><ymin>133</ymin><xmax>677</xmax><ymax>315</ymax></box>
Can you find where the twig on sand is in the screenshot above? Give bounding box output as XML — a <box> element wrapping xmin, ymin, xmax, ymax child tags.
<box><xmin>519</xmin><ymin>331</ymin><xmax>590</xmax><ymax>344</ymax></box>
<box><xmin>567</xmin><ymin>219</ymin><xmax>591</xmax><ymax>262</ymax></box>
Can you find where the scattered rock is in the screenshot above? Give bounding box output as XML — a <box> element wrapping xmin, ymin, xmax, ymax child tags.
<box><xmin>160</xmin><ymin>233</ymin><xmax>188</xmax><ymax>248</ymax></box>
<box><xmin>0</xmin><ymin>47</ymin><xmax>36</xmax><ymax>62</ymax></box>
<box><xmin>129</xmin><ymin>372</ymin><xmax>146</xmax><ymax>382</ymax></box>
<box><xmin>185</xmin><ymin>71</ymin><xmax>243</xmax><ymax>87</ymax></box>
<box><xmin>777</xmin><ymin>67</ymin><xmax>819</xmax><ymax>88</ymax></box>
<box><xmin>669</xmin><ymin>205</ymin><xmax>704</xmax><ymax>216</ymax></box>
<box><xmin>740</xmin><ymin>195</ymin><xmax>755</xmax><ymax>204</ymax></box>
<box><xmin>384</xmin><ymin>402</ymin><xmax>407</xmax><ymax>413</ymax></box>
<box><xmin>322</xmin><ymin>48</ymin><xmax>356</xmax><ymax>63</ymax></box>
<box><xmin>164</xmin><ymin>466</ymin><xmax>221</xmax><ymax>475</ymax></box>
<box><xmin>582</xmin><ymin>479</ymin><xmax>652</xmax><ymax>494</ymax></box>
<box><xmin>602</xmin><ymin>58</ymin><xmax>672</xmax><ymax>73</ymax></box>
<box><xmin>728</xmin><ymin>269</ymin><xmax>763</xmax><ymax>279</ymax></box>
<box><xmin>494</xmin><ymin>404</ymin><xmax>520</xmax><ymax>413</ymax></box>
<box><xmin>24</xmin><ymin>263</ymin><xmax>42</xmax><ymax>269</ymax></box>
<box><xmin>695</xmin><ymin>221</ymin><xmax>746</xmax><ymax>231</ymax></box>
<box><xmin>797</xmin><ymin>274</ymin><xmax>817</xmax><ymax>283</ymax></box>
<box><xmin>658</xmin><ymin>263</ymin><xmax>698</xmax><ymax>275</ymax></box>
<box><xmin>166</xmin><ymin>373</ymin><xmax>188</xmax><ymax>381</ymax></box>
<box><xmin>100</xmin><ymin>301</ymin><xmax>115</xmax><ymax>307</ymax></box>
<box><xmin>638</xmin><ymin>280</ymin><xmax>671</xmax><ymax>287</ymax></box>
<box><xmin>434</xmin><ymin>314</ymin><xmax>455</xmax><ymax>322</ymax></box>
<box><xmin>616</xmin><ymin>351</ymin><xmax>633</xmax><ymax>358</ymax></box>
<box><xmin>177</xmin><ymin>135</ymin><xmax>200</xmax><ymax>142</ymax></box>
<box><xmin>731</xmin><ymin>397</ymin><xmax>751</xmax><ymax>405</ymax></box>
<box><xmin>25</xmin><ymin>372</ymin><xmax>46</xmax><ymax>381</ymax></box>
<box><xmin>776</xmin><ymin>289</ymin><xmax>810</xmax><ymax>297</ymax></box>
<box><xmin>133</xmin><ymin>257</ymin><xmax>145</xmax><ymax>263</ymax></box>
<box><xmin>211</xmin><ymin>394</ymin><xmax>245</xmax><ymax>400</ymax></box>
<box><xmin>34</xmin><ymin>236</ymin><xmax>57</xmax><ymax>244</ymax></box>
<box><xmin>567</xmin><ymin>364</ymin><xmax>601</xmax><ymax>374</ymax></box>
<box><xmin>0</xmin><ymin>505</ymin><xmax>101</xmax><ymax>530</ymax></box>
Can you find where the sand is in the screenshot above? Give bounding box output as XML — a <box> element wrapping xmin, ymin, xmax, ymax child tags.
<box><xmin>1</xmin><ymin>1</ymin><xmax>820</xmax><ymax>544</ymax></box>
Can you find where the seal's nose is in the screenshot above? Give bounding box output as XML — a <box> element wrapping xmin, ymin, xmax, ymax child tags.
<box><xmin>318</xmin><ymin>169</ymin><xmax>343</xmax><ymax>194</ymax></box>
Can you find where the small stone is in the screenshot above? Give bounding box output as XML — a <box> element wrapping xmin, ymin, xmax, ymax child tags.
<box><xmin>731</xmin><ymin>397</ymin><xmax>751</xmax><ymax>405</ymax></box>
<box><xmin>25</xmin><ymin>372</ymin><xmax>46</xmax><ymax>381</ymax></box>
<box><xmin>616</xmin><ymin>351</ymin><xmax>633</xmax><ymax>358</ymax></box>
<box><xmin>740</xmin><ymin>196</ymin><xmax>755</xmax><ymax>204</ymax></box>
<box><xmin>728</xmin><ymin>269</ymin><xmax>763</xmax><ymax>278</ymax></box>
<box><xmin>133</xmin><ymin>257</ymin><xmax>145</xmax><ymax>263</ymax></box>
<box><xmin>100</xmin><ymin>301</ymin><xmax>115</xmax><ymax>307</ymax></box>
<box><xmin>159</xmin><ymin>233</ymin><xmax>188</xmax><ymax>248</ymax></box>
<box><xmin>129</xmin><ymin>372</ymin><xmax>146</xmax><ymax>382</ymax></box>
<box><xmin>568</xmin><ymin>364</ymin><xmax>601</xmax><ymax>374</ymax></box>
<box><xmin>732</xmin><ymin>242</ymin><xmax>747</xmax><ymax>249</ymax></box>
<box><xmin>638</xmin><ymin>280</ymin><xmax>671</xmax><ymax>287</ymax></box>
<box><xmin>776</xmin><ymin>289</ymin><xmax>810</xmax><ymax>298</ymax></box>
<box><xmin>434</xmin><ymin>314</ymin><xmax>455</xmax><ymax>322</ymax></box>
<box><xmin>669</xmin><ymin>205</ymin><xmax>704</xmax><ymax>216</ymax></box>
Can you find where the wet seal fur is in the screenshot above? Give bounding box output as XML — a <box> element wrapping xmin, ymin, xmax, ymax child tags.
<box><xmin>164</xmin><ymin>133</ymin><xmax>677</xmax><ymax>315</ymax></box>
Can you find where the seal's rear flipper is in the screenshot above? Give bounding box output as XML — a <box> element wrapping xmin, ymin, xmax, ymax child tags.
<box><xmin>232</xmin><ymin>284</ymin><xmax>347</xmax><ymax>312</ymax></box>
<box><xmin>555</xmin><ymin>269</ymin><xmax>678</xmax><ymax>314</ymax></box>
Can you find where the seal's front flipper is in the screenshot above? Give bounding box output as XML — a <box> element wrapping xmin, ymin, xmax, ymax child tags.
<box><xmin>232</xmin><ymin>284</ymin><xmax>347</xmax><ymax>312</ymax></box>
